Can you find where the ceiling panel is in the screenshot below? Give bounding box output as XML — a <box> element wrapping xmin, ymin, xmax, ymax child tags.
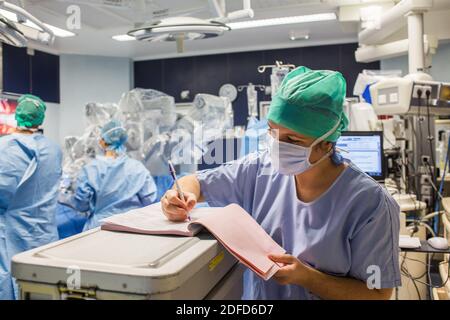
<box><xmin>6</xmin><ymin>0</ymin><xmax>357</xmax><ymax>59</ymax></box>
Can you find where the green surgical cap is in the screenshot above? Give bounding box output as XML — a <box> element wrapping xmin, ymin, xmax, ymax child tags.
<box><xmin>15</xmin><ymin>94</ymin><xmax>47</xmax><ymax>128</ymax></box>
<box><xmin>267</xmin><ymin>66</ymin><xmax>349</xmax><ymax>142</ymax></box>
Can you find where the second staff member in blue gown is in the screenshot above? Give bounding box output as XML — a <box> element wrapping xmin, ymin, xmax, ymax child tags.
<box><xmin>73</xmin><ymin>120</ymin><xmax>157</xmax><ymax>230</ymax></box>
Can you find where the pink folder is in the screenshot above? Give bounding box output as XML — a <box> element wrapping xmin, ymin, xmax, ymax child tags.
<box><xmin>101</xmin><ymin>203</ymin><xmax>285</xmax><ymax>280</ymax></box>
<box><xmin>191</xmin><ymin>204</ymin><xmax>286</xmax><ymax>280</ymax></box>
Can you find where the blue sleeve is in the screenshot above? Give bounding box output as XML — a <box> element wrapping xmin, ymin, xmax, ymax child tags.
<box><xmin>349</xmin><ymin>193</ymin><xmax>401</xmax><ymax>289</ymax></box>
<box><xmin>196</xmin><ymin>153</ymin><xmax>260</xmax><ymax>208</ymax></box>
<box><xmin>72</xmin><ymin>167</ymin><xmax>96</xmax><ymax>214</ymax></box>
<box><xmin>0</xmin><ymin>141</ymin><xmax>31</xmax><ymax>211</ymax></box>
<box><xmin>138</xmin><ymin>172</ymin><xmax>158</xmax><ymax>206</ymax></box>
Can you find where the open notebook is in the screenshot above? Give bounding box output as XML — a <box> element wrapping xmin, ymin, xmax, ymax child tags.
<box><xmin>101</xmin><ymin>203</ymin><xmax>286</xmax><ymax>280</ymax></box>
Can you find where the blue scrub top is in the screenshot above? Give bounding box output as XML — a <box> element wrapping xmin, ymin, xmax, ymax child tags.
<box><xmin>197</xmin><ymin>151</ymin><xmax>401</xmax><ymax>300</ymax></box>
<box><xmin>73</xmin><ymin>155</ymin><xmax>157</xmax><ymax>230</ymax></box>
<box><xmin>0</xmin><ymin>133</ymin><xmax>62</xmax><ymax>300</ymax></box>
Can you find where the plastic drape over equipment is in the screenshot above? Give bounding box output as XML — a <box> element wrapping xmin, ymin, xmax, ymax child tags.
<box><xmin>144</xmin><ymin>93</ymin><xmax>234</xmax><ymax>173</ymax></box>
<box><xmin>60</xmin><ymin>89</ymin><xmax>234</xmax><ymax>195</ymax></box>
<box><xmin>60</xmin><ymin>102</ymin><xmax>119</xmax><ymax>194</ymax></box>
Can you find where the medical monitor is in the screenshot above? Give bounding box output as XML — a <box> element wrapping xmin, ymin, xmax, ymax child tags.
<box><xmin>336</xmin><ymin>131</ymin><xmax>385</xmax><ymax>181</ymax></box>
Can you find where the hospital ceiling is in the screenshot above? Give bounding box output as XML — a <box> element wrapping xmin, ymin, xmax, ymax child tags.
<box><xmin>7</xmin><ymin>0</ymin><xmax>449</xmax><ymax>60</ymax></box>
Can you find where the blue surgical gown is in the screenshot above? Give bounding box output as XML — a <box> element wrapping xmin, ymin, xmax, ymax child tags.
<box><xmin>196</xmin><ymin>151</ymin><xmax>401</xmax><ymax>300</ymax></box>
<box><xmin>0</xmin><ymin>133</ymin><xmax>62</xmax><ymax>300</ymax></box>
<box><xmin>73</xmin><ymin>155</ymin><xmax>157</xmax><ymax>230</ymax></box>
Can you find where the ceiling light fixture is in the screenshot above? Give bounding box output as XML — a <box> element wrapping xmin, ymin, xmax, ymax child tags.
<box><xmin>289</xmin><ymin>30</ymin><xmax>310</xmax><ymax>41</ymax></box>
<box><xmin>228</xmin><ymin>12</ymin><xmax>337</xmax><ymax>30</ymax></box>
<box><xmin>112</xmin><ymin>34</ymin><xmax>135</xmax><ymax>42</ymax></box>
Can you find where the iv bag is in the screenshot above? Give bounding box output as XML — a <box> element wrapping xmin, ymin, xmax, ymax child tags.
<box><xmin>271</xmin><ymin>67</ymin><xmax>290</xmax><ymax>98</ymax></box>
<box><xmin>247</xmin><ymin>84</ymin><xmax>258</xmax><ymax>118</ymax></box>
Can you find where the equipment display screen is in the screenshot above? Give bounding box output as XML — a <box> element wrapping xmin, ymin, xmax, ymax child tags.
<box><xmin>337</xmin><ymin>132</ymin><xmax>384</xmax><ymax>179</ymax></box>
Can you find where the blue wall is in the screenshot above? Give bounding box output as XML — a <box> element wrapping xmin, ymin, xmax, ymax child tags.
<box><xmin>134</xmin><ymin>43</ymin><xmax>380</xmax><ymax>126</ymax></box>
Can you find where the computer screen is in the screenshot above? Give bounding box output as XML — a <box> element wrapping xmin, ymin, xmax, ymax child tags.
<box><xmin>336</xmin><ymin>132</ymin><xmax>385</xmax><ymax>180</ymax></box>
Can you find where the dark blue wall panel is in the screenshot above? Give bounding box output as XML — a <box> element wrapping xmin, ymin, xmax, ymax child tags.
<box><xmin>134</xmin><ymin>43</ymin><xmax>380</xmax><ymax>127</ymax></box>
<box><xmin>31</xmin><ymin>50</ymin><xmax>60</xmax><ymax>103</ymax></box>
<box><xmin>303</xmin><ymin>44</ymin><xmax>340</xmax><ymax>71</ymax></box>
<box><xmin>193</xmin><ymin>54</ymin><xmax>228</xmax><ymax>99</ymax></box>
<box><xmin>2</xmin><ymin>44</ymin><xmax>31</xmax><ymax>95</ymax></box>
<box><xmin>164</xmin><ymin>56</ymin><xmax>196</xmax><ymax>101</ymax></box>
<box><xmin>134</xmin><ymin>59</ymin><xmax>163</xmax><ymax>91</ymax></box>
<box><xmin>2</xmin><ymin>43</ymin><xmax>60</xmax><ymax>103</ymax></box>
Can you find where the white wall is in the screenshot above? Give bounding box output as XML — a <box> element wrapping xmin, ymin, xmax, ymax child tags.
<box><xmin>381</xmin><ymin>42</ymin><xmax>450</xmax><ymax>82</ymax></box>
<box><xmin>54</xmin><ymin>54</ymin><xmax>132</xmax><ymax>146</ymax></box>
<box><xmin>41</xmin><ymin>102</ymin><xmax>60</xmax><ymax>145</ymax></box>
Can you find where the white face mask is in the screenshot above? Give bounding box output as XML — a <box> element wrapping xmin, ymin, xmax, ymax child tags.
<box><xmin>268</xmin><ymin>120</ymin><xmax>340</xmax><ymax>176</ymax></box>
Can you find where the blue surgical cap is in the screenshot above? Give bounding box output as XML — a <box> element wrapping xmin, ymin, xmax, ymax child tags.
<box><xmin>101</xmin><ymin>119</ymin><xmax>128</xmax><ymax>153</ymax></box>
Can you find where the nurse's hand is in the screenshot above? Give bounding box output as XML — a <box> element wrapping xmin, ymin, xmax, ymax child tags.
<box><xmin>161</xmin><ymin>190</ymin><xmax>197</xmax><ymax>222</ymax></box>
<box><xmin>268</xmin><ymin>254</ymin><xmax>308</xmax><ymax>286</ymax></box>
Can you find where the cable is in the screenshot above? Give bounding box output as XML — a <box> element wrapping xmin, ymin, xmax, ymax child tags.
<box><xmin>394</xmin><ymin>160</ymin><xmax>420</xmax><ymax>211</ymax></box>
<box><xmin>421</xmin><ymin>211</ymin><xmax>444</xmax><ymax>222</ymax></box>
<box><xmin>400</xmin><ymin>252</ymin><xmax>422</xmax><ymax>300</ymax></box>
<box><xmin>425</xmin><ymin>89</ymin><xmax>435</xmax><ymax>180</ymax></box>
<box><xmin>405</xmin><ymin>158</ymin><xmax>421</xmax><ymax>199</ymax></box>
<box><xmin>434</xmin><ymin>132</ymin><xmax>450</xmax><ymax>234</ymax></box>
<box><xmin>408</xmin><ymin>117</ymin><xmax>423</xmax><ymax>199</ymax></box>
<box><xmin>402</xmin><ymin>254</ymin><xmax>435</xmax><ymax>280</ymax></box>
<box><xmin>428</xmin><ymin>253</ymin><xmax>433</xmax><ymax>299</ymax></box>
<box><xmin>425</xmin><ymin>88</ymin><xmax>443</xmax><ymax>235</ymax></box>
<box><xmin>417</xmin><ymin>89</ymin><xmax>424</xmax><ymax>158</ymax></box>
<box><xmin>424</xmin><ymin>90</ymin><xmax>438</xmax><ymax>211</ymax></box>
<box><xmin>406</xmin><ymin>221</ymin><xmax>436</xmax><ymax>238</ymax></box>
<box><xmin>425</xmin><ymin>165</ymin><xmax>444</xmax><ymax>202</ymax></box>
<box><xmin>415</xmin><ymin>89</ymin><xmax>437</xmax><ymax>209</ymax></box>
<box><xmin>401</xmin><ymin>252</ymin><xmax>450</xmax><ymax>290</ymax></box>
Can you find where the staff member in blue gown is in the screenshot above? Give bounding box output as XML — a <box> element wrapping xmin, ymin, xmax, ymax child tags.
<box><xmin>72</xmin><ymin>119</ymin><xmax>157</xmax><ymax>230</ymax></box>
<box><xmin>0</xmin><ymin>94</ymin><xmax>62</xmax><ymax>300</ymax></box>
<box><xmin>161</xmin><ymin>66</ymin><xmax>401</xmax><ymax>300</ymax></box>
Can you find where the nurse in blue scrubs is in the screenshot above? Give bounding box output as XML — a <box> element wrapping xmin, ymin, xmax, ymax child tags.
<box><xmin>0</xmin><ymin>95</ymin><xmax>62</xmax><ymax>300</ymax></box>
<box><xmin>161</xmin><ymin>66</ymin><xmax>401</xmax><ymax>300</ymax></box>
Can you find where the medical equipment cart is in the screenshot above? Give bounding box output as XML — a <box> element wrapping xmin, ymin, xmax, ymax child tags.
<box><xmin>12</xmin><ymin>228</ymin><xmax>244</xmax><ymax>300</ymax></box>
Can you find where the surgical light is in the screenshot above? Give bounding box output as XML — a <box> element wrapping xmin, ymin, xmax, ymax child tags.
<box><xmin>127</xmin><ymin>17</ymin><xmax>230</xmax><ymax>42</ymax></box>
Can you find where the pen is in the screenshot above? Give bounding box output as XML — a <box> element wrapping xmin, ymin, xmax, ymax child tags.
<box><xmin>168</xmin><ymin>160</ymin><xmax>191</xmax><ymax>221</ymax></box>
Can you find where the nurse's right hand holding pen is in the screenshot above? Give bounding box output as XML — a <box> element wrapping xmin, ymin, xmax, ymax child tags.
<box><xmin>162</xmin><ymin>189</ymin><xmax>197</xmax><ymax>222</ymax></box>
<box><xmin>163</xmin><ymin>161</ymin><xmax>198</xmax><ymax>222</ymax></box>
